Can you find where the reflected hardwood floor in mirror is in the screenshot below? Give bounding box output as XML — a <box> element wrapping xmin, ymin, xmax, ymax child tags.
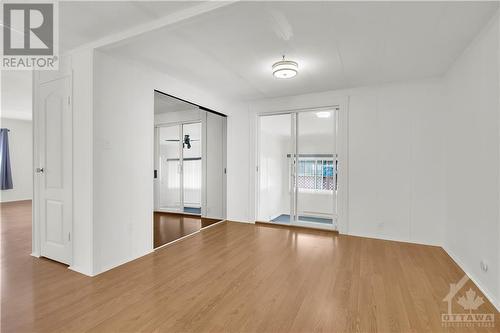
<box><xmin>153</xmin><ymin>212</ymin><xmax>221</xmax><ymax>248</ymax></box>
<box><xmin>2</xmin><ymin>201</ymin><xmax>499</xmax><ymax>332</ymax></box>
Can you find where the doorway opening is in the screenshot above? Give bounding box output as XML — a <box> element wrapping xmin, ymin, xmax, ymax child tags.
<box><xmin>153</xmin><ymin>90</ymin><xmax>227</xmax><ymax>248</ymax></box>
<box><xmin>257</xmin><ymin>107</ymin><xmax>339</xmax><ymax>231</ymax></box>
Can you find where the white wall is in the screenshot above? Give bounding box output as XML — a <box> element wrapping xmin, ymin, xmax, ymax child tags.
<box><xmin>443</xmin><ymin>15</ymin><xmax>500</xmax><ymax>309</ymax></box>
<box><xmin>62</xmin><ymin>17</ymin><xmax>500</xmax><ymax>314</ymax></box>
<box><xmin>0</xmin><ymin>118</ymin><xmax>32</xmax><ymax>202</ymax></box>
<box><xmin>250</xmin><ymin>79</ymin><xmax>447</xmax><ymax>246</ymax></box>
<box><xmin>92</xmin><ymin>51</ymin><xmax>247</xmax><ymax>274</ymax></box>
<box><xmin>71</xmin><ymin>49</ymin><xmax>95</xmax><ymax>276</ymax></box>
<box><xmin>258</xmin><ymin>127</ymin><xmax>289</xmax><ymax>221</ymax></box>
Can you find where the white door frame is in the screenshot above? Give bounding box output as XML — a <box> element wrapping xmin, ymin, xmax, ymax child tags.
<box><xmin>32</xmin><ymin>71</ymin><xmax>74</xmax><ymax>264</ymax></box>
<box><xmin>255</xmin><ymin>103</ymin><xmax>349</xmax><ymax>233</ymax></box>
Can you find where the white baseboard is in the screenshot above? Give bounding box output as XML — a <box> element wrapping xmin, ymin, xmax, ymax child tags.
<box><xmin>1</xmin><ymin>198</ymin><xmax>32</xmax><ymax>203</ymax></box>
<box><xmin>227</xmin><ymin>219</ymin><xmax>253</xmax><ymax>224</ymax></box>
<box><xmin>443</xmin><ymin>246</ymin><xmax>500</xmax><ymax>312</ymax></box>
<box><xmin>68</xmin><ymin>265</ymin><xmax>94</xmax><ymax>277</ymax></box>
<box><xmin>347</xmin><ymin>231</ymin><xmax>441</xmax><ymax>247</ymax></box>
<box><xmin>94</xmin><ymin>249</ymin><xmax>153</xmax><ymax>276</ymax></box>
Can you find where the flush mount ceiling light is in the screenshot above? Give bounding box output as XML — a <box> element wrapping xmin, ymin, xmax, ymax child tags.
<box><xmin>272</xmin><ymin>55</ymin><xmax>298</xmax><ymax>79</ymax></box>
<box><xmin>316</xmin><ymin>111</ymin><xmax>331</xmax><ymax>118</ymax></box>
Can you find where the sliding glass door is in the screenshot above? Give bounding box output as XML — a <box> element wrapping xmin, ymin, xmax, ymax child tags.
<box><xmin>155</xmin><ymin>122</ymin><xmax>202</xmax><ymax>215</ymax></box>
<box><xmin>257</xmin><ymin>108</ymin><xmax>338</xmax><ymax>230</ymax></box>
<box><xmin>295</xmin><ymin>110</ymin><xmax>336</xmax><ymax>226</ymax></box>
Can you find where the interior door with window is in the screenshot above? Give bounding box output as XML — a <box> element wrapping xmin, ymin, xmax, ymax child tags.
<box><xmin>37</xmin><ymin>76</ymin><xmax>73</xmax><ymax>264</ymax></box>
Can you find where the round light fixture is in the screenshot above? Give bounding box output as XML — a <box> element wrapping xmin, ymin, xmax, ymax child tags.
<box><xmin>272</xmin><ymin>55</ymin><xmax>298</xmax><ymax>79</ymax></box>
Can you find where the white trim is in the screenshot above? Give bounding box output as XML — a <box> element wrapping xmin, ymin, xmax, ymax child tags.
<box><xmin>444</xmin><ymin>246</ymin><xmax>500</xmax><ymax>312</ymax></box>
<box><xmin>347</xmin><ymin>231</ymin><xmax>441</xmax><ymax>247</ymax></box>
<box><xmin>68</xmin><ymin>265</ymin><xmax>94</xmax><ymax>277</ymax></box>
<box><xmin>229</xmin><ymin>219</ymin><xmax>254</xmax><ymax>224</ymax></box>
<box><xmin>258</xmin><ymin>220</ymin><xmax>336</xmax><ymax>232</ymax></box>
<box><xmin>201</xmin><ymin>111</ymin><xmax>208</xmax><ymax>217</ymax></box>
<box><xmin>95</xmin><ymin>250</ymin><xmax>153</xmax><ymax>276</ymax></box>
<box><xmin>32</xmin><ymin>71</ymin><xmax>40</xmax><ymax>259</ymax></box>
<box><xmin>0</xmin><ymin>198</ymin><xmax>32</xmax><ymax>203</ymax></box>
<box><xmin>336</xmin><ymin>96</ymin><xmax>349</xmax><ymax>234</ymax></box>
<box><xmin>154</xmin><ymin>208</ymin><xmax>201</xmax><ymax>217</ymax></box>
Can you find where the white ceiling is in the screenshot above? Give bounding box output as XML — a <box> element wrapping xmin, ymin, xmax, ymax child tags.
<box><xmin>2</xmin><ymin>1</ymin><xmax>498</xmax><ymax>120</ymax></box>
<box><xmin>1</xmin><ymin>71</ymin><xmax>32</xmax><ymax>121</ymax></box>
<box><xmin>97</xmin><ymin>1</ymin><xmax>498</xmax><ymax>101</ymax></box>
<box><xmin>60</xmin><ymin>1</ymin><xmax>202</xmax><ymax>51</ymax></box>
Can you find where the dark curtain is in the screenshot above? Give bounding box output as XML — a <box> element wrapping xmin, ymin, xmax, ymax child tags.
<box><xmin>0</xmin><ymin>128</ymin><xmax>13</xmax><ymax>190</ymax></box>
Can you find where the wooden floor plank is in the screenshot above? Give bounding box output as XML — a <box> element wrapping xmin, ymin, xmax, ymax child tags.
<box><xmin>1</xmin><ymin>201</ymin><xmax>498</xmax><ymax>332</ymax></box>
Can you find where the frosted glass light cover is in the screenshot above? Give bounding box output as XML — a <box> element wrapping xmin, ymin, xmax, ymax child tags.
<box><xmin>272</xmin><ymin>60</ymin><xmax>298</xmax><ymax>79</ymax></box>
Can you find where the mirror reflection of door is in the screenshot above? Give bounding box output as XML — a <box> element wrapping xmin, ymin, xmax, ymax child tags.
<box><xmin>153</xmin><ymin>91</ymin><xmax>227</xmax><ymax>248</ymax></box>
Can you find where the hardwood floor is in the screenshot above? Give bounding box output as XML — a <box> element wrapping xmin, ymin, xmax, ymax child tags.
<box><xmin>154</xmin><ymin>212</ymin><xmax>221</xmax><ymax>248</ymax></box>
<box><xmin>1</xmin><ymin>201</ymin><xmax>498</xmax><ymax>332</ymax></box>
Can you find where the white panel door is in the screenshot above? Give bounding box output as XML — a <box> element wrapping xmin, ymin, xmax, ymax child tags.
<box><xmin>37</xmin><ymin>76</ymin><xmax>72</xmax><ymax>265</ymax></box>
<box><xmin>205</xmin><ymin>113</ymin><xmax>225</xmax><ymax>220</ymax></box>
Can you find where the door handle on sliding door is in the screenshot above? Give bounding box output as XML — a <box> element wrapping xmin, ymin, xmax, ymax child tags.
<box><xmin>35</xmin><ymin>167</ymin><xmax>44</xmax><ymax>174</ymax></box>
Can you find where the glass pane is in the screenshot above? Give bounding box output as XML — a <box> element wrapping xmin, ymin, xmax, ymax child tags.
<box><xmin>296</xmin><ymin>110</ymin><xmax>336</xmax><ymax>225</ymax></box>
<box><xmin>158</xmin><ymin>125</ymin><xmax>181</xmax><ymax>212</ymax></box>
<box><xmin>258</xmin><ymin>114</ymin><xmax>292</xmax><ymax>223</ymax></box>
<box><xmin>182</xmin><ymin>123</ymin><xmax>202</xmax><ymax>215</ymax></box>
